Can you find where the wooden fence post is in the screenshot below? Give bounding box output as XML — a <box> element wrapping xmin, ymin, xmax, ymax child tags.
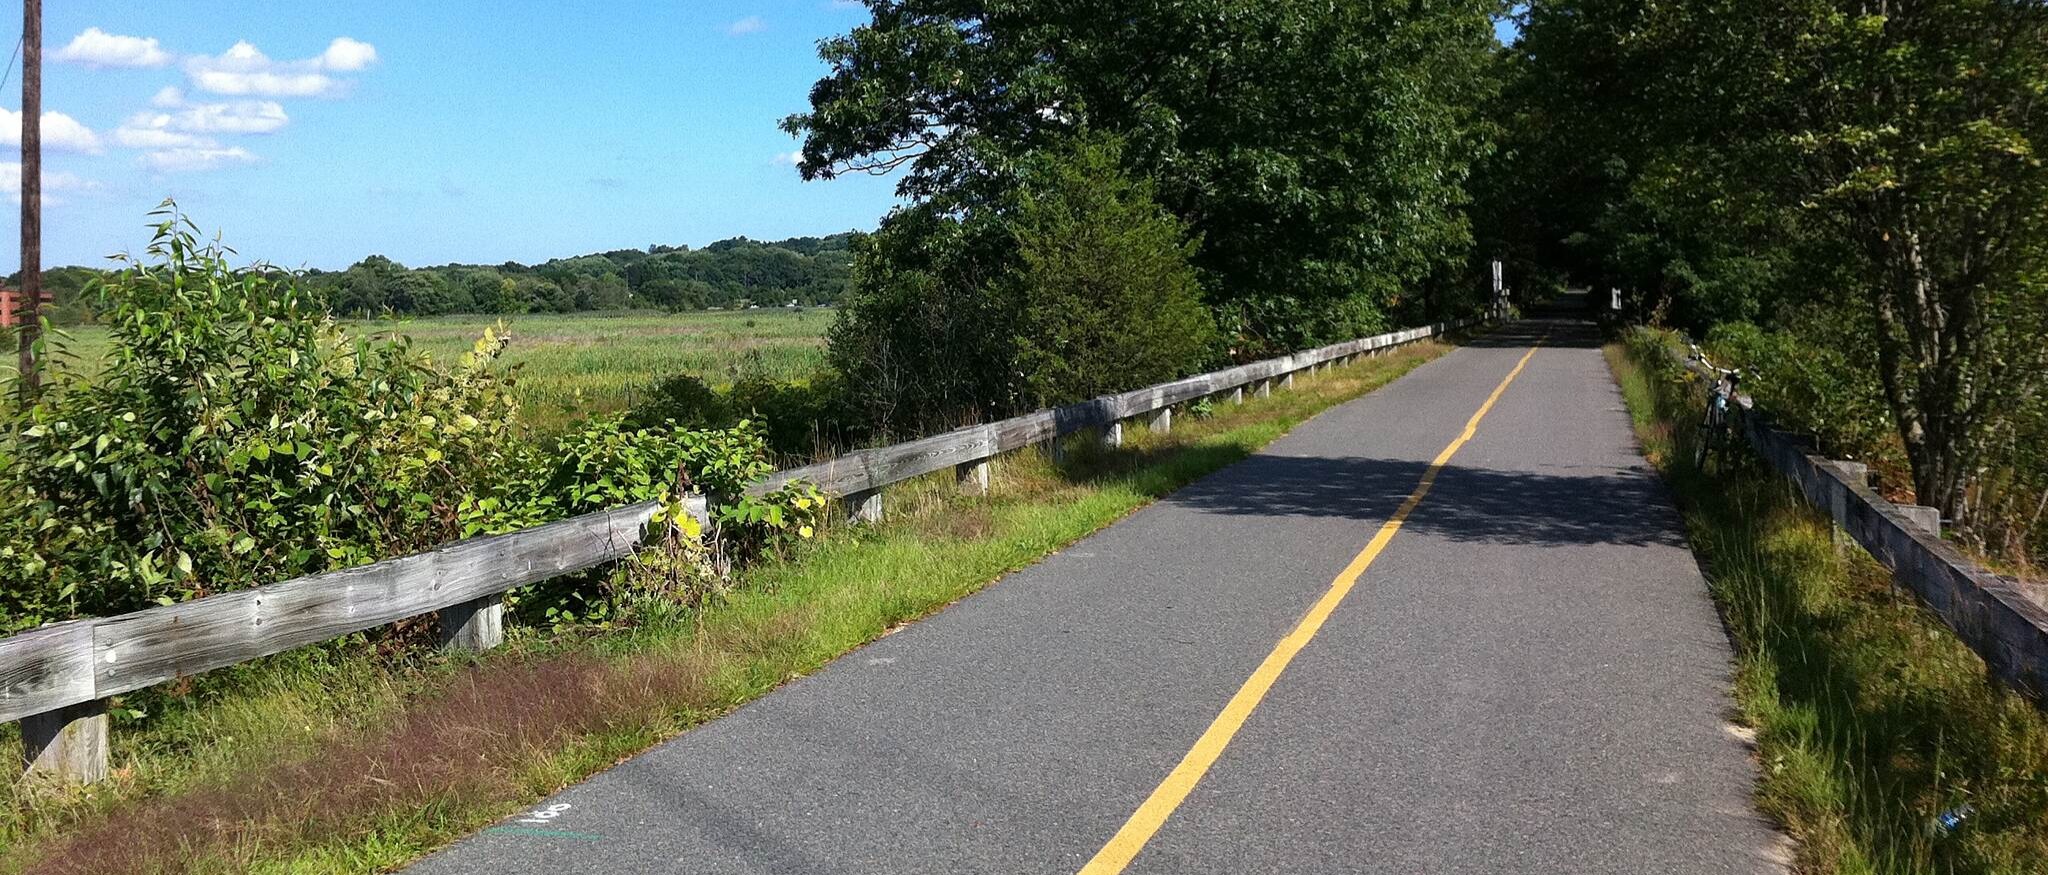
<box><xmin>1898</xmin><ymin>505</ymin><xmax>1942</xmax><ymax>537</ymax></box>
<box><xmin>21</xmin><ymin>699</ymin><xmax>108</xmax><ymax>784</ymax></box>
<box><xmin>1255</xmin><ymin>380</ymin><xmax>1272</xmax><ymax>398</ymax></box>
<box><xmin>439</xmin><ymin>593</ymin><xmax>504</xmax><ymax>652</ymax></box>
<box><xmin>1149</xmin><ymin>406</ymin><xmax>1172</xmax><ymax>436</ymax></box>
<box><xmin>1280</xmin><ymin>372</ymin><xmax>1295</xmax><ymax>391</ymax></box>
<box><xmin>846</xmin><ymin>489</ymin><xmax>883</xmax><ymax>523</ymax></box>
<box><xmin>1104</xmin><ymin>420</ymin><xmax>1124</xmax><ymax>449</ymax></box>
<box><xmin>956</xmin><ymin>459</ymin><xmax>991</xmax><ymax>496</ymax></box>
<box><xmin>1827</xmin><ymin>460</ymin><xmax>1867</xmax><ymax>556</ymax></box>
<box><xmin>1229</xmin><ymin>387</ymin><xmax>1244</xmax><ymax>405</ymax></box>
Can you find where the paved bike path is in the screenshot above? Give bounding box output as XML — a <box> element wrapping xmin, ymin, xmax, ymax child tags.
<box><xmin>408</xmin><ymin>320</ymin><xmax>1786</xmax><ymax>874</ymax></box>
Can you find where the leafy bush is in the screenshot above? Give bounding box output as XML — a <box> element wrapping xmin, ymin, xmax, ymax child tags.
<box><xmin>0</xmin><ymin>209</ymin><xmax>823</xmax><ymax>634</ymax></box>
<box><xmin>625</xmin><ymin>374</ymin><xmax>733</xmax><ymax>431</ymax></box>
<box><xmin>626</xmin><ymin>372</ymin><xmax>858</xmax><ymax>461</ymax></box>
<box><xmin>827</xmin><ymin>205</ymin><xmax>1023</xmax><ymax>435</ymax></box>
<box><xmin>458</xmin><ymin>415</ymin><xmax>823</xmax><ymax>627</ymax></box>
<box><xmin>724</xmin><ymin>373</ymin><xmax>857</xmax><ymax>460</ymax></box>
<box><xmin>1704</xmin><ymin>320</ymin><xmax>1899</xmax><ymax>475</ymax></box>
<box><xmin>0</xmin><ymin>212</ymin><xmax>526</xmax><ymax>631</ymax></box>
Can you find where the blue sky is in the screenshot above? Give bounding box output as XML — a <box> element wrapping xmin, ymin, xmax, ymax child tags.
<box><xmin>5</xmin><ymin>1</ymin><xmax>902</xmax><ymax>272</ymax></box>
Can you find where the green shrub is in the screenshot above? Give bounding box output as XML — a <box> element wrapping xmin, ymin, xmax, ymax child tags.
<box><xmin>724</xmin><ymin>373</ymin><xmax>856</xmax><ymax>460</ymax></box>
<box><xmin>0</xmin><ymin>211</ymin><xmax>526</xmax><ymax>631</ymax></box>
<box><xmin>627</xmin><ymin>373</ymin><xmax>734</xmax><ymax>431</ymax></box>
<box><xmin>826</xmin><ymin>134</ymin><xmax>1218</xmax><ymax>431</ymax></box>
<box><xmin>626</xmin><ymin>372</ymin><xmax>859</xmax><ymax>461</ymax></box>
<box><xmin>458</xmin><ymin>414</ymin><xmax>823</xmax><ymax>628</ymax></box>
<box><xmin>1704</xmin><ymin>320</ymin><xmax>1898</xmax><ymax>472</ymax></box>
<box><xmin>1011</xmin><ymin>136</ymin><xmax>1216</xmax><ymax>406</ymax></box>
<box><xmin>0</xmin><ymin>209</ymin><xmax>823</xmax><ymax>634</ymax></box>
<box><xmin>826</xmin><ymin>206</ymin><xmax>1023</xmax><ymax>435</ymax></box>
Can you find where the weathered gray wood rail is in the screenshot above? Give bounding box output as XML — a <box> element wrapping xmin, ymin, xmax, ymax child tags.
<box><xmin>5</xmin><ymin>497</ymin><xmax>700</xmax><ymax>782</ymax></box>
<box><xmin>749</xmin><ymin>322</ymin><xmax>1472</xmax><ymax>504</ymax></box>
<box><xmin>1677</xmin><ymin>354</ymin><xmax>2048</xmax><ymax>705</ymax></box>
<box><xmin>4</xmin><ymin>316</ymin><xmax>1480</xmax><ymax>782</ymax></box>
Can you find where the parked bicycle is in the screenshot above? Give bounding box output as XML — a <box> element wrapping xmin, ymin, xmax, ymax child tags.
<box><xmin>1689</xmin><ymin>343</ymin><xmax>1742</xmax><ymax>471</ymax></box>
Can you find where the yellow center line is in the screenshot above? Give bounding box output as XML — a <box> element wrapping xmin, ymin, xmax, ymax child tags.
<box><xmin>1076</xmin><ymin>340</ymin><xmax>1545</xmax><ymax>875</ymax></box>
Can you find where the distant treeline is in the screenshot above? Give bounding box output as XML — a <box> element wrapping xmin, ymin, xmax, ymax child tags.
<box><xmin>6</xmin><ymin>232</ymin><xmax>861</xmax><ymax>323</ymax></box>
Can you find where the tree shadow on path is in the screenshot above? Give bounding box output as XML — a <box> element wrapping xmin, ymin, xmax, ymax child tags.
<box><xmin>1168</xmin><ymin>453</ymin><xmax>1686</xmax><ymax>549</ymax></box>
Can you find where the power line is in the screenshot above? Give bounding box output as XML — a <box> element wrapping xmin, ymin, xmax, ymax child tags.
<box><xmin>0</xmin><ymin>34</ymin><xmax>19</xmax><ymax>97</ymax></box>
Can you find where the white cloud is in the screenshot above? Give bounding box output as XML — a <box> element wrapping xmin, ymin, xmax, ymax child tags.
<box><xmin>0</xmin><ymin>109</ymin><xmax>104</xmax><ymax>153</ymax></box>
<box><xmin>174</xmin><ymin>101</ymin><xmax>289</xmax><ymax>134</ymax></box>
<box><xmin>131</xmin><ymin>88</ymin><xmax>289</xmax><ymax>133</ymax></box>
<box><xmin>190</xmin><ymin>67</ymin><xmax>341</xmax><ymax>98</ymax></box>
<box><xmin>184</xmin><ymin>38</ymin><xmax>379</xmax><ymax>98</ymax></box>
<box><xmin>115</xmin><ymin>96</ymin><xmax>287</xmax><ymax>153</ymax></box>
<box><xmin>140</xmin><ymin>146</ymin><xmax>257</xmax><ymax>173</ymax></box>
<box><xmin>321</xmin><ymin>37</ymin><xmax>378</xmax><ymax>71</ymax></box>
<box><xmin>115</xmin><ymin>90</ymin><xmax>285</xmax><ymax>171</ymax></box>
<box><xmin>114</xmin><ymin>122</ymin><xmax>210</xmax><ymax>149</ymax></box>
<box><xmin>728</xmin><ymin>16</ymin><xmax>766</xmax><ymax>35</ymax></box>
<box><xmin>53</xmin><ymin>27</ymin><xmax>172</xmax><ymax>68</ymax></box>
<box><xmin>0</xmin><ymin>162</ymin><xmax>106</xmax><ymax>204</ymax></box>
<box><xmin>772</xmin><ymin>149</ymin><xmax>805</xmax><ymax>165</ymax></box>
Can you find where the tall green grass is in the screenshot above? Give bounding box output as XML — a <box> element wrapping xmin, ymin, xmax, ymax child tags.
<box><xmin>1608</xmin><ymin>332</ymin><xmax>2048</xmax><ymax>875</ymax></box>
<box><xmin>2</xmin><ymin>342</ymin><xmax>1447</xmax><ymax>875</ymax></box>
<box><xmin>20</xmin><ymin>310</ymin><xmax>831</xmax><ymax>432</ymax></box>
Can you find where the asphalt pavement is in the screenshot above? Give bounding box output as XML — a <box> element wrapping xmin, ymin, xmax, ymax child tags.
<box><xmin>406</xmin><ymin>319</ymin><xmax>1787</xmax><ymax>874</ymax></box>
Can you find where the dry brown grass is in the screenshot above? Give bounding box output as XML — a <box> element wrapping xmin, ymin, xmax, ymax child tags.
<box><xmin>31</xmin><ymin>649</ymin><xmax>722</xmax><ymax>875</ymax></box>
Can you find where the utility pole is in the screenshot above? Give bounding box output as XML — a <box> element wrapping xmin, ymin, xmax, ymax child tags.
<box><xmin>16</xmin><ymin>0</ymin><xmax>40</xmax><ymax>399</ymax></box>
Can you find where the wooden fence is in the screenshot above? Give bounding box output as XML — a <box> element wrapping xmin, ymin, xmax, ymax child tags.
<box><xmin>1677</xmin><ymin>355</ymin><xmax>2048</xmax><ymax>706</ymax></box>
<box><xmin>3</xmin><ymin>315</ymin><xmax>1484</xmax><ymax>782</ymax></box>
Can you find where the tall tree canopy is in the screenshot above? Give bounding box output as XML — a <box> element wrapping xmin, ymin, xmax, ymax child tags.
<box><xmin>1486</xmin><ymin>0</ymin><xmax>2048</xmax><ymax>531</ymax></box>
<box><xmin>786</xmin><ymin>0</ymin><xmax>1503</xmax><ymax>353</ymax></box>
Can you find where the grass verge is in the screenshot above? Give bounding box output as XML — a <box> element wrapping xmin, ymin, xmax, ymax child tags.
<box><xmin>1607</xmin><ymin>330</ymin><xmax>2048</xmax><ymax>875</ymax></box>
<box><xmin>2</xmin><ymin>341</ymin><xmax>1447</xmax><ymax>875</ymax></box>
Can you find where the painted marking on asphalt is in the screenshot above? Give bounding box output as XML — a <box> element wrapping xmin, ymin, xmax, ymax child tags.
<box><xmin>516</xmin><ymin>802</ymin><xmax>573</xmax><ymax>825</ymax></box>
<box><xmin>1077</xmin><ymin>341</ymin><xmax>1545</xmax><ymax>875</ymax></box>
<box><xmin>487</xmin><ymin>826</ymin><xmax>605</xmax><ymax>841</ymax></box>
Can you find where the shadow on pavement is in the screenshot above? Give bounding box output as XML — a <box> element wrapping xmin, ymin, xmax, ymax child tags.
<box><xmin>1171</xmin><ymin>453</ymin><xmax>1685</xmax><ymax>549</ymax></box>
<box><xmin>1463</xmin><ymin>318</ymin><xmax>1605</xmax><ymax>350</ymax></box>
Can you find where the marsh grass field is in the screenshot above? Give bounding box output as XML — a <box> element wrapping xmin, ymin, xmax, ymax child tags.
<box><xmin>23</xmin><ymin>308</ymin><xmax>833</xmax><ymax>432</ymax></box>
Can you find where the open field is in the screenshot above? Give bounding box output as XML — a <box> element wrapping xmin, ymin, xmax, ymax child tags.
<box><xmin>17</xmin><ymin>309</ymin><xmax>833</xmax><ymax>432</ymax></box>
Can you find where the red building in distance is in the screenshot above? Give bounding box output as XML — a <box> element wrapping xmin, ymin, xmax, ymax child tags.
<box><xmin>0</xmin><ymin>287</ymin><xmax>18</xmax><ymax>328</ymax></box>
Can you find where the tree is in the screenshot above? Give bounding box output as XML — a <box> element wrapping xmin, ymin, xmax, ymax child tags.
<box><xmin>1499</xmin><ymin>0</ymin><xmax>2048</xmax><ymax>526</ymax></box>
<box><xmin>785</xmin><ymin>0</ymin><xmax>1500</xmax><ymax>353</ymax></box>
<box><xmin>827</xmin><ymin>204</ymin><xmax>1021</xmax><ymax>432</ymax></box>
<box><xmin>1709</xmin><ymin>0</ymin><xmax>2048</xmax><ymax>524</ymax></box>
<box><xmin>384</xmin><ymin>271</ymin><xmax>445</xmax><ymax>315</ymax></box>
<box><xmin>826</xmin><ymin>135</ymin><xmax>1217</xmax><ymax>430</ymax></box>
<box><xmin>332</xmin><ymin>255</ymin><xmax>404</xmax><ymax>315</ymax></box>
<box><xmin>573</xmin><ymin>274</ymin><xmax>631</xmax><ymax>310</ymax></box>
<box><xmin>1011</xmin><ymin>136</ymin><xmax>1214</xmax><ymax>405</ymax></box>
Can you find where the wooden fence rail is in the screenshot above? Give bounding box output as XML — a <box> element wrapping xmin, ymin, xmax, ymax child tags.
<box><xmin>1675</xmin><ymin>354</ymin><xmax>2048</xmax><ymax>706</ymax></box>
<box><xmin>3</xmin><ymin>315</ymin><xmax>1483</xmax><ymax>782</ymax></box>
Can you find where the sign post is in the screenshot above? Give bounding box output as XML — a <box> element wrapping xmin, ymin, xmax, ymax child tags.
<box><xmin>1490</xmin><ymin>260</ymin><xmax>1505</xmax><ymax>318</ymax></box>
